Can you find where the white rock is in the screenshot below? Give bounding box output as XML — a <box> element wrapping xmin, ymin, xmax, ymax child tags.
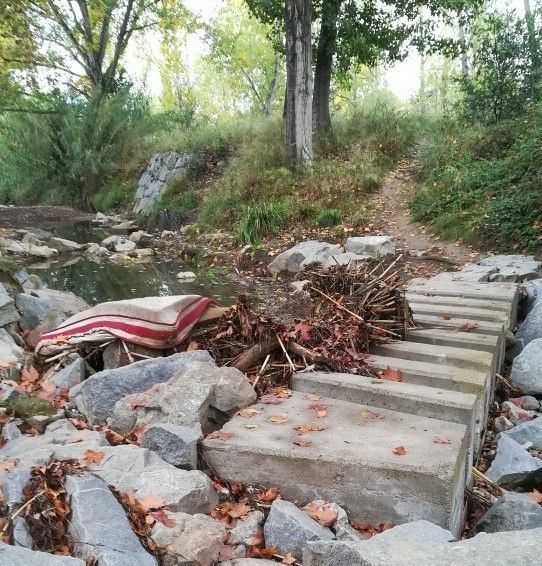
<box><xmin>345</xmin><ymin>236</ymin><xmax>395</xmax><ymax>259</ymax></box>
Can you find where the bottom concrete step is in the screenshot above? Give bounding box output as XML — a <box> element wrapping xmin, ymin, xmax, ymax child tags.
<box><xmin>203</xmin><ymin>392</ymin><xmax>468</xmax><ymax>537</ymax></box>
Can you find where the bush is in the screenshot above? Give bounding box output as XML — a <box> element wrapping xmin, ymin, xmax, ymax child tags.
<box><xmin>236</xmin><ymin>201</ymin><xmax>290</xmax><ymax>245</ymax></box>
<box><xmin>411</xmin><ymin>105</ymin><xmax>542</xmax><ymax>252</ymax></box>
<box><xmin>0</xmin><ymin>90</ymin><xmax>157</xmax><ymax>209</ymax></box>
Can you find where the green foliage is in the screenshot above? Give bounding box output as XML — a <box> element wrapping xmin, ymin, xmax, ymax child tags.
<box><xmin>313</xmin><ymin>208</ymin><xmax>343</xmax><ymax>227</ymax></box>
<box><xmin>0</xmin><ymin>90</ymin><xmax>155</xmax><ymax>208</ymax></box>
<box><xmin>460</xmin><ymin>9</ymin><xmax>542</xmax><ymax>123</ymax></box>
<box><xmin>411</xmin><ymin>105</ymin><xmax>542</xmax><ymax>252</ymax></box>
<box><xmin>237</xmin><ymin>201</ymin><xmax>290</xmax><ymax>244</ymax></box>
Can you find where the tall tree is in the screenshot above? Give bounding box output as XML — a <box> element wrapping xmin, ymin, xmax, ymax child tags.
<box><xmin>247</xmin><ymin>0</ymin><xmax>483</xmax><ymax>135</ymax></box>
<box><xmin>0</xmin><ymin>0</ymin><xmax>190</xmax><ymax>107</ymax></box>
<box><xmin>285</xmin><ymin>0</ymin><xmax>313</xmax><ymax>166</ymax></box>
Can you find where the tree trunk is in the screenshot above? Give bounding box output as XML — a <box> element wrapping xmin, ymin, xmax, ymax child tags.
<box><xmin>285</xmin><ymin>0</ymin><xmax>313</xmax><ymax>167</ymax></box>
<box><xmin>313</xmin><ymin>0</ymin><xmax>341</xmax><ymax>136</ymax></box>
<box><xmin>459</xmin><ymin>24</ymin><xmax>469</xmax><ymax>77</ymax></box>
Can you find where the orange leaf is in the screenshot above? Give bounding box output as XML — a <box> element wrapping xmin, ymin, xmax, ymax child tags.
<box><xmin>206</xmin><ymin>431</ymin><xmax>234</xmax><ymax>441</ymax></box>
<box><xmin>360</xmin><ymin>410</ymin><xmax>381</xmax><ymax>420</ymax></box>
<box><xmin>393</xmin><ymin>445</ymin><xmax>406</xmax><ymax>456</ymax></box>
<box><xmin>69</xmin><ymin>433</ymin><xmax>84</xmax><ymax>443</ymax></box>
<box><xmin>305</xmin><ymin>503</ymin><xmax>338</xmax><ymax>527</ymax></box>
<box><xmin>0</xmin><ymin>460</ymin><xmax>18</xmax><ymax>471</ymax></box>
<box><xmin>282</xmin><ymin>552</ymin><xmax>297</xmax><ymax>564</ymax></box>
<box><xmin>294</xmin><ymin>439</ymin><xmax>312</xmax><ymax>447</ymax></box>
<box><xmin>151</xmin><ymin>509</ymin><xmax>176</xmax><ymax>527</ymax></box>
<box><xmin>138</xmin><ymin>494</ymin><xmax>166</xmax><ymax>512</ymax></box>
<box><xmin>309</xmin><ymin>403</ymin><xmax>328</xmax><ymax>418</ymax></box>
<box><xmin>260</xmin><ymin>394</ymin><xmax>283</xmax><ymax>405</ymax></box>
<box><xmin>69</xmin><ymin>418</ymin><xmax>89</xmax><ymax>430</ymax></box>
<box><xmin>295</xmin><ymin>423</ymin><xmax>325</xmax><ymax>434</ymax></box>
<box><xmin>434</xmin><ymin>437</ymin><xmax>451</xmax><ymax>444</ymax></box>
<box><xmin>257</xmin><ymin>487</ymin><xmax>280</xmax><ymax>503</ymax></box>
<box><xmin>305</xmin><ymin>394</ymin><xmax>323</xmax><ymax>401</ymax></box>
<box><xmin>228</xmin><ymin>500</ymin><xmax>252</xmax><ymax>519</ymax></box>
<box><xmin>378</xmin><ymin>367</ymin><xmax>402</xmax><ymax>382</ymax></box>
<box><xmin>440</xmin><ymin>315</ymin><xmax>451</xmax><ymax>320</ymax></box>
<box><xmin>268</xmin><ymin>415</ymin><xmax>287</xmax><ymax>424</ymax></box>
<box><xmin>84</xmin><ymin>449</ymin><xmax>104</xmax><ymax>464</ymax></box>
<box><xmin>21</xmin><ymin>365</ymin><xmax>39</xmax><ymax>383</ymax></box>
<box><xmin>273</xmin><ymin>388</ymin><xmax>292</xmax><ymax>399</ymax></box>
<box><xmin>237</xmin><ymin>408</ymin><xmax>260</xmax><ymax>418</ymax></box>
<box><xmin>456</xmin><ymin>322</ymin><xmax>479</xmax><ymax>332</ymax></box>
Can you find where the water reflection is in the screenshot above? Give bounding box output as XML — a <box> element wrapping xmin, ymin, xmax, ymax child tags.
<box><xmin>27</xmin><ymin>256</ymin><xmax>236</xmax><ymax>306</ymax></box>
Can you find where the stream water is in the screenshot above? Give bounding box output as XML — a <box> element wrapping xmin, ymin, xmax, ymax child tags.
<box><xmin>24</xmin><ymin>221</ymin><xmax>237</xmax><ymax>306</ymax></box>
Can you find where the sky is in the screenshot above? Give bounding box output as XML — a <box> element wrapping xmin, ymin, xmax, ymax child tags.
<box><xmin>128</xmin><ymin>0</ymin><xmax>529</xmax><ymax>102</ymax></box>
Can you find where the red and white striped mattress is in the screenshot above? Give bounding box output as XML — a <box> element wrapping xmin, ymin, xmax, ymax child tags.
<box><xmin>35</xmin><ymin>295</ymin><xmax>213</xmax><ymax>355</ymax></box>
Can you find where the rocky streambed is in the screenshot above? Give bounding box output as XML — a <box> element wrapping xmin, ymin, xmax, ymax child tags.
<box><xmin>1</xmin><ymin>207</ymin><xmax>542</xmax><ymax>565</ymax></box>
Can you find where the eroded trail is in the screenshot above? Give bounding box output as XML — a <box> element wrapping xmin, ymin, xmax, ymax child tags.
<box><xmin>369</xmin><ymin>160</ymin><xmax>479</xmax><ymax>266</ymax></box>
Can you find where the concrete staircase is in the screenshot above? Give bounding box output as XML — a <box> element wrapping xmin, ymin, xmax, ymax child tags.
<box><xmin>202</xmin><ymin>279</ymin><xmax>520</xmax><ymax>538</ymax></box>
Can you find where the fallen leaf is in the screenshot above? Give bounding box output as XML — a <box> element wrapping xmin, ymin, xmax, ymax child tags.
<box><xmin>0</xmin><ymin>460</ymin><xmax>18</xmax><ymax>471</ymax></box>
<box><xmin>228</xmin><ymin>500</ymin><xmax>252</xmax><ymax>519</ymax></box>
<box><xmin>260</xmin><ymin>394</ymin><xmax>283</xmax><ymax>405</ymax></box>
<box><xmin>248</xmin><ymin>546</ymin><xmax>277</xmax><ymax>559</ymax></box>
<box><xmin>69</xmin><ymin>418</ymin><xmax>89</xmax><ymax>430</ymax></box>
<box><xmin>305</xmin><ymin>502</ymin><xmax>338</xmax><ymax>527</ymax></box>
<box><xmin>440</xmin><ymin>315</ymin><xmax>451</xmax><ymax>320</ymax></box>
<box><xmin>306</xmin><ymin>394</ymin><xmax>323</xmax><ymax>401</ymax></box>
<box><xmin>378</xmin><ymin>367</ymin><xmax>402</xmax><ymax>382</ymax></box>
<box><xmin>273</xmin><ymin>388</ymin><xmax>292</xmax><ymax>399</ymax></box>
<box><xmin>84</xmin><ymin>449</ymin><xmax>105</xmax><ymax>465</ymax></box>
<box><xmin>206</xmin><ymin>431</ymin><xmax>234</xmax><ymax>441</ymax></box>
<box><xmin>237</xmin><ymin>408</ymin><xmax>260</xmax><ymax>418</ymax></box>
<box><xmin>138</xmin><ymin>494</ymin><xmax>166</xmax><ymax>512</ymax></box>
<box><xmin>69</xmin><ymin>433</ymin><xmax>84</xmax><ymax>443</ymax></box>
<box><xmin>295</xmin><ymin>423</ymin><xmax>325</xmax><ymax>433</ymax></box>
<box><xmin>456</xmin><ymin>322</ymin><xmax>479</xmax><ymax>332</ymax></box>
<box><xmin>268</xmin><ymin>415</ymin><xmax>288</xmax><ymax>424</ymax></box>
<box><xmin>309</xmin><ymin>403</ymin><xmax>328</xmax><ymax>418</ymax></box>
<box><xmin>257</xmin><ymin>487</ymin><xmax>280</xmax><ymax>502</ymax></box>
<box><xmin>294</xmin><ymin>439</ymin><xmax>312</xmax><ymax>447</ymax></box>
<box><xmin>282</xmin><ymin>552</ymin><xmax>297</xmax><ymax>564</ymax></box>
<box><xmin>360</xmin><ymin>410</ymin><xmax>380</xmax><ymax>420</ymax></box>
<box><xmin>151</xmin><ymin>509</ymin><xmax>176</xmax><ymax>527</ymax></box>
<box><xmin>527</xmin><ymin>489</ymin><xmax>542</xmax><ymax>504</ymax></box>
<box><xmin>295</xmin><ymin>321</ymin><xmax>313</xmax><ymax>342</ymax></box>
<box><xmin>434</xmin><ymin>437</ymin><xmax>451</xmax><ymax>444</ymax></box>
<box><xmin>21</xmin><ymin>365</ymin><xmax>39</xmax><ymax>383</ymax></box>
<box><xmin>393</xmin><ymin>445</ymin><xmax>406</xmax><ymax>456</ymax></box>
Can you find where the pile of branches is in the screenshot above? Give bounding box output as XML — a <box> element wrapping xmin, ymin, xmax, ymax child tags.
<box><xmin>186</xmin><ymin>258</ymin><xmax>412</xmax><ymax>393</ymax></box>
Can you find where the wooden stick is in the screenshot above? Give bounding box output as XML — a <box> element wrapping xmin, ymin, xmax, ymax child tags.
<box><xmin>252</xmin><ymin>354</ymin><xmax>270</xmax><ymax>390</ymax></box>
<box><xmin>121</xmin><ymin>340</ymin><xmax>134</xmax><ymax>364</ymax></box>
<box><xmin>277</xmin><ymin>335</ymin><xmax>295</xmax><ymax>373</ymax></box>
<box><xmin>472</xmin><ymin>467</ymin><xmax>506</xmax><ymax>495</ymax></box>
<box><xmin>232</xmin><ymin>336</ymin><xmax>279</xmax><ymax>373</ymax></box>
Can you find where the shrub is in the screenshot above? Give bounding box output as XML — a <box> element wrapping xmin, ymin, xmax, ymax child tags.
<box><xmin>236</xmin><ymin>201</ymin><xmax>290</xmax><ymax>245</ymax></box>
<box><xmin>314</xmin><ymin>208</ymin><xmax>343</xmax><ymax>227</ymax></box>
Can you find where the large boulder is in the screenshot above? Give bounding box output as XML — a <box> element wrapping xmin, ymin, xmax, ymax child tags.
<box><xmin>268</xmin><ymin>241</ymin><xmax>343</xmax><ymax>274</ymax></box>
<box><xmin>151</xmin><ymin>511</ymin><xmax>225</xmax><ymax>566</ymax></box>
<box><xmin>476</xmin><ymin>492</ymin><xmax>542</xmax><ymax>533</ymax></box>
<box><xmin>345</xmin><ymin>236</ymin><xmax>395</xmax><ymax>259</ymax></box>
<box><xmin>108</xmin><ymin>362</ymin><xmax>257</xmax><ymax>434</ymax></box>
<box><xmin>48</xmin><ymin>237</ymin><xmax>84</xmax><ymax>253</ymax></box>
<box><xmin>367</xmin><ymin>520</ymin><xmax>454</xmax><ymax>544</ymax></box>
<box><xmin>0</xmin><ymin>283</ymin><xmax>20</xmax><ymax>327</ymax></box>
<box><xmin>15</xmin><ymin>293</ymin><xmax>54</xmax><ymax>330</ymax></box>
<box><xmin>502</xmin><ymin>416</ymin><xmax>542</xmax><ymax>450</ymax></box>
<box><xmin>32</xmin><ymin>289</ymin><xmax>89</xmax><ymax>316</ymax></box>
<box><xmin>134</xmin><ymin>152</ymin><xmax>196</xmax><ymax>215</ymax></box>
<box><xmin>510</xmin><ymin>337</ymin><xmax>542</xmax><ymax>395</ymax></box>
<box><xmin>68</xmin><ymin>351</ymin><xmax>214</xmax><ymax>426</ymax></box>
<box><xmin>0</xmin><ymin>328</ymin><xmax>24</xmax><ymax>366</ymax></box>
<box><xmin>303</xmin><ymin>528</ymin><xmax>542</xmax><ymax>566</ymax></box>
<box><xmin>0</xmin><ymin>237</ymin><xmax>58</xmax><ymax>259</ymax></box>
<box><xmin>0</xmin><ymin>543</ymin><xmax>84</xmax><ymax>565</ymax></box>
<box><xmin>48</xmin><ymin>356</ymin><xmax>86</xmax><ymax>393</ymax></box>
<box><xmin>485</xmin><ymin>434</ymin><xmax>542</xmax><ymax>487</ymax></box>
<box><xmin>65</xmin><ymin>474</ymin><xmax>157</xmax><ymax>565</ymax></box>
<box><xmin>515</xmin><ymin>300</ymin><xmax>542</xmax><ymax>352</ymax></box>
<box><xmin>141</xmin><ymin>423</ymin><xmax>202</xmax><ymax>469</ymax></box>
<box><xmin>263</xmin><ymin>500</ymin><xmax>335</xmax><ymax>559</ymax></box>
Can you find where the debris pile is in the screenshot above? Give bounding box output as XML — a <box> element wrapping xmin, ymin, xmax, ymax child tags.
<box><xmin>187</xmin><ymin>258</ymin><xmax>411</xmax><ymax>393</ymax></box>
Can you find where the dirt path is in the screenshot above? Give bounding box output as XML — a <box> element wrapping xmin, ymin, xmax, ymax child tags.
<box><xmin>369</xmin><ymin>160</ymin><xmax>480</xmax><ymax>267</ymax></box>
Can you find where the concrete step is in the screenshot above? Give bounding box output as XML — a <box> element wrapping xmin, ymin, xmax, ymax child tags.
<box><xmin>366</xmin><ymin>354</ymin><xmax>490</xmax><ymax>396</ymax></box>
<box><xmin>407</xmin><ymin>280</ymin><xmax>519</xmax><ymax>328</ymax></box>
<box><xmin>412</xmin><ymin>314</ymin><xmax>505</xmax><ymax>336</ymax></box>
<box><xmin>292</xmin><ymin>371</ymin><xmax>481</xmax><ymax>442</ymax></box>
<box><xmin>373</xmin><ymin>341</ymin><xmax>494</xmax><ymax>373</ymax></box>
<box><xmin>406</xmin><ymin>328</ymin><xmax>499</xmax><ymax>354</ymax></box>
<box><xmin>408</xmin><ymin>302</ymin><xmax>509</xmax><ymax>324</ymax></box>
<box><xmin>406</xmin><ymin>292</ymin><xmax>511</xmax><ymax>313</ymax></box>
<box><xmin>202</xmin><ymin>391</ymin><xmax>468</xmax><ymax>537</ymax></box>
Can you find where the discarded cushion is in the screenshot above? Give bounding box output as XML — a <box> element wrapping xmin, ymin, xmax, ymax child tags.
<box><xmin>35</xmin><ymin>295</ymin><xmax>213</xmax><ymax>355</ymax></box>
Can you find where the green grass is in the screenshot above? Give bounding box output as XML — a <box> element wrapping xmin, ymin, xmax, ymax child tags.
<box><xmin>313</xmin><ymin>208</ymin><xmax>343</xmax><ymax>227</ymax></box>
<box><xmin>410</xmin><ymin>105</ymin><xmax>542</xmax><ymax>252</ymax></box>
<box><xmin>237</xmin><ymin>201</ymin><xmax>291</xmax><ymax>245</ymax></box>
